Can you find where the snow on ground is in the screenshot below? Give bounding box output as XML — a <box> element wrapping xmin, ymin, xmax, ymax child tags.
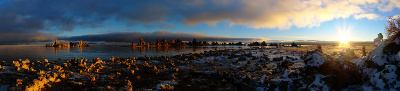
<box><xmin>355</xmin><ymin>39</ymin><xmax>400</xmax><ymax>90</ymax></box>
<box><xmin>366</xmin><ymin>65</ymin><xmax>400</xmax><ymax>90</ymax></box>
<box><xmin>305</xmin><ymin>52</ymin><xmax>325</xmax><ymax>67</ymax></box>
<box><xmin>308</xmin><ymin>74</ymin><xmax>329</xmax><ymax>91</ymax></box>
<box><xmin>350</xmin><ymin>56</ymin><xmax>368</xmax><ymax>67</ymax></box>
<box><xmin>282</xmin><ymin>71</ymin><xmax>290</xmax><ymax>78</ymax></box>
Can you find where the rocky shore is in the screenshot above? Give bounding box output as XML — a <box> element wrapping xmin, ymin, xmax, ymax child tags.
<box><xmin>0</xmin><ymin>40</ymin><xmax>399</xmax><ymax>90</ymax></box>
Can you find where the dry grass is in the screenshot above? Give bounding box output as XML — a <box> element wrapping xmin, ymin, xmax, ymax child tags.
<box><xmin>279</xmin><ymin>43</ymin><xmax>375</xmax><ymax>57</ymax></box>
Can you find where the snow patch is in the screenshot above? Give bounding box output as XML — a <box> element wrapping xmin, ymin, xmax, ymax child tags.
<box><xmin>368</xmin><ymin>65</ymin><xmax>399</xmax><ymax>90</ymax></box>
<box><xmin>350</xmin><ymin>56</ymin><xmax>368</xmax><ymax>67</ymax></box>
<box><xmin>282</xmin><ymin>71</ymin><xmax>290</xmax><ymax>78</ymax></box>
<box><xmin>305</xmin><ymin>53</ymin><xmax>325</xmax><ymax>67</ymax></box>
<box><xmin>368</xmin><ymin>42</ymin><xmax>388</xmax><ymax>66</ymax></box>
<box><xmin>308</xmin><ymin>74</ymin><xmax>329</xmax><ymax>91</ymax></box>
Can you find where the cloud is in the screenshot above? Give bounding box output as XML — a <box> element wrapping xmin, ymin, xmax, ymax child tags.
<box><xmin>1</xmin><ymin>0</ymin><xmax>398</xmax><ymax>30</ymax></box>
<box><xmin>60</xmin><ymin>30</ymin><xmax>269</xmax><ymax>43</ymax></box>
<box><xmin>0</xmin><ymin>0</ymin><xmax>174</xmax><ymax>43</ymax></box>
<box><xmin>391</xmin><ymin>14</ymin><xmax>400</xmax><ymax>19</ymax></box>
<box><xmin>180</xmin><ymin>0</ymin><xmax>397</xmax><ymax>29</ymax></box>
<box><xmin>0</xmin><ymin>0</ymin><xmax>399</xmax><ymax>43</ymax></box>
<box><xmin>377</xmin><ymin>0</ymin><xmax>400</xmax><ymax>12</ymax></box>
<box><xmin>0</xmin><ymin>32</ymin><xmax>55</xmax><ymax>42</ymax></box>
<box><xmin>269</xmin><ymin>36</ymin><xmax>308</xmax><ymax>39</ymax></box>
<box><xmin>354</xmin><ymin>14</ymin><xmax>380</xmax><ymax>19</ymax></box>
<box><xmin>0</xmin><ymin>13</ymin><xmax>56</xmax><ymax>43</ymax></box>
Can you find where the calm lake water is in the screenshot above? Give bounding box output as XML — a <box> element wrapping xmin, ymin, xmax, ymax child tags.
<box><xmin>1</xmin><ymin>43</ymin><xmax>372</xmax><ymax>62</ymax></box>
<box><xmin>0</xmin><ymin>44</ymin><xmax>252</xmax><ymax>61</ymax></box>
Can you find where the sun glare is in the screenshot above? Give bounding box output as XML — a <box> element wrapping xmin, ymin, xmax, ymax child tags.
<box><xmin>337</xmin><ymin>22</ymin><xmax>352</xmax><ymax>47</ymax></box>
<box><xmin>339</xmin><ymin>34</ymin><xmax>349</xmax><ymax>47</ymax></box>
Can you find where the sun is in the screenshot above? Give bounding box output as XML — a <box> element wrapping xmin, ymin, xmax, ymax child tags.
<box><xmin>337</xmin><ymin>22</ymin><xmax>352</xmax><ymax>47</ymax></box>
<box><xmin>339</xmin><ymin>34</ymin><xmax>349</xmax><ymax>47</ymax></box>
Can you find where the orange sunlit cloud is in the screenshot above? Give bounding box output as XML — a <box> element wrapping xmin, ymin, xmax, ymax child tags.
<box><xmin>182</xmin><ymin>0</ymin><xmax>392</xmax><ymax>29</ymax></box>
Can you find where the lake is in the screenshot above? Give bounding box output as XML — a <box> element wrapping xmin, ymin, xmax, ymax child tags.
<box><xmin>0</xmin><ymin>43</ymin><xmax>373</xmax><ymax>62</ymax></box>
<box><xmin>0</xmin><ymin>44</ymin><xmax>252</xmax><ymax>61</ymax></box>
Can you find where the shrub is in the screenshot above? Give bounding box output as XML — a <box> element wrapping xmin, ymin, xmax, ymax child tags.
<box><xmin>385</xmin><ymin>16</ymin><xmax>400</xmax><ymax>41</ymax></box>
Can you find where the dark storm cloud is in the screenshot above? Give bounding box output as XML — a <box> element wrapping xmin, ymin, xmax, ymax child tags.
<box><xmin>0</xmin><ymin>0</ymin><xmax>172</xmax><ymax>42</ymax></box>
<box><xmin>60</xmin><ymin>30</ymin><xmax>268</xmax><ymax>43</ymax></box>
<box><xmin>0</xmin><ymin>0</ymin><xmax>172</xmax><ymax>29</ymax></box>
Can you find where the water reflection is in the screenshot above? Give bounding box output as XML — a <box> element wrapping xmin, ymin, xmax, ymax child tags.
<box><xmin>50</xmin><ymin>46</ymin><xmax>89</xmax><ymax>54</ymax></box>
<box><xmin>0</xmin><ymin>45</ymin><xmax>49</xmax><ymax>61</ymax></box>
<box><xmin>0</xmin><ymin>45</ymin><xmax>247</xmax><ymax>61</ymax></box>
<box><xmin>139</xmin><ymin>47</ymin><xmax>145</xmax><ymax>53</ymax></box>
<box><xmin>0</xmin><ymin>44</ymin><xmax>373</xmax><ymax>62</ymax></box>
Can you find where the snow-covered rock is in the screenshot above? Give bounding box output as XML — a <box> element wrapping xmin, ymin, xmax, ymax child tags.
<box><xmin>304</xmin><ymin>52</ymin><xmax>325</xmax><ymax>67</ymax></box>
<box><xmin>368</xmin><ymin>41</ymin><xmax>389</xmax><ymax>66</ymax></box>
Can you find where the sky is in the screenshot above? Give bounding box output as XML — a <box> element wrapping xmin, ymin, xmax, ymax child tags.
<box><xmin>1</xmin><ymin>0</ymin><xmax>400</xmax><ymax>44</ymax></box>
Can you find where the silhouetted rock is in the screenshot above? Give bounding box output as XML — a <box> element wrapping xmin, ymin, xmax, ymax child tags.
<box><xmin>139</xmin><ymin>38</ymin><xmax>146</xmax><ymax>46</ymax></box>
<box><xmin>131</xmin><ymin>42</ymin><xmax>136</xmax><ymax>46</ymax></box>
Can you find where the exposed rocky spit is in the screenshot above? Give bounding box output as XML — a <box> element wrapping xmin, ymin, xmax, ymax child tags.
<box><xmin>0</xmin><ymin>39</ymin><xmax>399</xmax><ymax>90</ymax></box>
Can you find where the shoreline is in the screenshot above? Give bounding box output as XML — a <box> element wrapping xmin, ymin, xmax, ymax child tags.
<box><xmin>0</xmin><ymin>47</ymin><xmax>309</xmax><ymax>90</ymax></box>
